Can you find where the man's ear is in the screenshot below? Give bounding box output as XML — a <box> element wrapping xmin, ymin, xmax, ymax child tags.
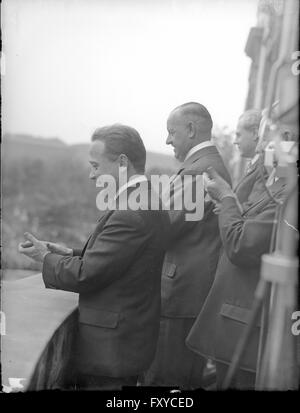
<box><xmin>253</xmin><ymin>128</ymin><xmax>259</xmax><ymax>143</ymax></box>
<box><xmin>119</xmin><ymin>154</ymin><xmax>129</xmax><ymax>168</ymax></box>
<box><xmin>188</xmin><ymin>121</ymin><xmax>196</xmax><ymax>139</ymax></box>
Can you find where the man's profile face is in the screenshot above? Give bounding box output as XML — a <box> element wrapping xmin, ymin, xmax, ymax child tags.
<box><xmin>166</xmin><ymin>110</ymin><xmax>191</xmax><ymax>162</ymax></box>
<box><xmin>89</xmin><ymin>140</ymin><xmax>120</xmax><ymax>186</ymax></box>
<box><xmin>234</xmin><ymin>119</ymin><xmax>257</xmax><ymax>159</ymax></box>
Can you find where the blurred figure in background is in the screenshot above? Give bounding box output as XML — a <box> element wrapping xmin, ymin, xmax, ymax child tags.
<box><xmin>233</xmin><ymin>109</ymin><xmax>268</xmax><ymax>210</ymax></box>
<box><xmin>212</xmin><ymin>109</ymin><xmax>268</xmax><ymax>217</ymax></box>
<box><xmin>143</xmin><ymin>102</ymin><xmax>231</xmax><ymax>389</ymax></box>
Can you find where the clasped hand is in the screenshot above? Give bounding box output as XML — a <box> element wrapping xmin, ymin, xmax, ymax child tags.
<box><xmin>203</xmin><ymin>167</ymin><xmax>234</xmax><ymax>213</ymax></box>
<box><xmin>18</xmin><ymin>232</ymin><xmax>72</xmax><ymax>263</ymax></box>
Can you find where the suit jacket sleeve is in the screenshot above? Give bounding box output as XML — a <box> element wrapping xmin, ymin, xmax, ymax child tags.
<box><xmin>218</xmin><ymin>196</ymin><xmax>276</xmax><ymax>267</ymax></box>
<box><xmin>42</xmin><ymin>211</ymin><xmax>150</xmax><ymax>294</ymax></box>
<box><xmin>72</xmin><ymin>248</ymin><xmax>82</xmax><ymax>256</ymax></box>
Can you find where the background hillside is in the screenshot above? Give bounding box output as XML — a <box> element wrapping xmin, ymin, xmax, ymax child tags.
<box><xmin>2</xmin><ymin>133</ymin><xmax>179</xmax><ymax>170</ymax></box>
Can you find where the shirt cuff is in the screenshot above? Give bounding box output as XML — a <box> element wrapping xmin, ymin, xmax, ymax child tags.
<box><xmin>220</xmin><ymin>192</ymin><xmax>236</xmax><ymax>201</ymax></box>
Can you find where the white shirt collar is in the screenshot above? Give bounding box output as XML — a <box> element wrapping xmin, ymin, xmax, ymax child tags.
<box><xmin>266</xmin><ymin>168</ymin><xmax>280</xmax><ymax>187</ymax></box>
<box><xmin>184</xmin><ymin>141</ymin><xmax>215</xmax><ymax>162</ymax></box>
<box><xmin>114</xmin><ymin>175</ymin><xmax>148</xmax><ymax>201</ymax></box>
<box><xmin>250</xmin><ymin>153</ymin><xmax>260</xmax><ymax>166</ymax></box>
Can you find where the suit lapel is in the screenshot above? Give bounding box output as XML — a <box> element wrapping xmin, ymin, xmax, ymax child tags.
<box><xmin>234</xmin><ymin>165</ymin><xmax>257</xmax><ymax>192</ymax></box>
<box><xmin>168</xmin><ymin>146</ymin><xmax>218</xmax><ymax>200</ymax></box>
<box><xmin>181</xmin><ymin>146</ymin><xmax>218</xmax><ymax>171</ymax></box>
<box><xmin>242</xmin><ymin>178</ymin><xmax>286</xmax><ymax>217</ymax></box>
<box><xmin>171</xmin><ymin>146</ymin><xmax>218</xmax><ymax>183</ymax></box>
<box><xmin>79</xmin><ymin>183</ymin><xmax>146</xmax><ymax>257</ymax></box>
<box><xmin>80</xmin><ymin>210</ymin><xmax>114</xmax><ymax>257</ymax></box>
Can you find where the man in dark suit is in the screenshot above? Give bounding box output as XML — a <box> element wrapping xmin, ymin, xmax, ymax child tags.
<box><xmin>186</xmin><ymin>166</ymin><xmax>287</xmax><ymax>389</ymax></box>
<box><xmin>143</xmin><ymin>102</ymin><xmax>231</xmax><ymax>389</ymax></box>
<box><xmin>19</xmin><ymin>124</ymin><xmax>169</xmax><ymax>390</ymax></box>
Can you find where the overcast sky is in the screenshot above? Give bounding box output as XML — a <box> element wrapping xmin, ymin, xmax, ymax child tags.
<box><xmin>2</xmin><ymin>0</ymin><xmax>259</xmax><ymax>154</ymax></box>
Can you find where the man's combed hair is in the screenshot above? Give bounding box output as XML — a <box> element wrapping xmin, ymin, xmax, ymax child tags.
<box><xmin>174</xmin><ymin>102</ymin><xmax>213</xmax><ymax>133</ymax></box>
<box><xmin>239</xmin><ymin>109</ymin><xmax>262</xmax><ymax>133</ymax></box>
<box><xmin>92</xmin><ymin>124</ymin><xmax>146</xmax><ymax>173</ymax></box>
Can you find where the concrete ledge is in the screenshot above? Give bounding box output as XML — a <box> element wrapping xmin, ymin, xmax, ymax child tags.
<box><xmin>2</xmin><ymin>273</ymin><xmax>78</xmax><ymax>391</ymax></box>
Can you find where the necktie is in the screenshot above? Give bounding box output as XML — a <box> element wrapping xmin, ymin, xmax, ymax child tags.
<box><xmin>245</xmin><ymin>160</ymin><xmax>253</xmax><ymax>175</ymax></box>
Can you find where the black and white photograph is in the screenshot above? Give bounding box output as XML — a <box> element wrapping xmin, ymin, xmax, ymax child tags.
<box><xmin>0</xmin><ymin>0</ymin><xmax>299</xmax><ymax>395</ymax></box>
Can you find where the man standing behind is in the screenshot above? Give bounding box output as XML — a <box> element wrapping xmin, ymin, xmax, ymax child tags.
<box><xmin>233</xmin><ymin>109</ymin><xmax>267</xmax><ymax>208</ymax></box>
<box><xmin>144</xmin><ymin>102</ymin><xmax>231</xmax><ymax>389</ymax></box>
<box><xmin>186</xmin><ymin>165</ymin><xmax>288</xmax><ymax>389</ymax></box>
<box><xmin>212</xmin><ymin>109</ymin><xmax>267</xmax><ymax>217</ymax></box>
<box><xmin>19</xmin><ymin>124</ymin><xmax>169</xmax><ymax>390</ymax></box>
